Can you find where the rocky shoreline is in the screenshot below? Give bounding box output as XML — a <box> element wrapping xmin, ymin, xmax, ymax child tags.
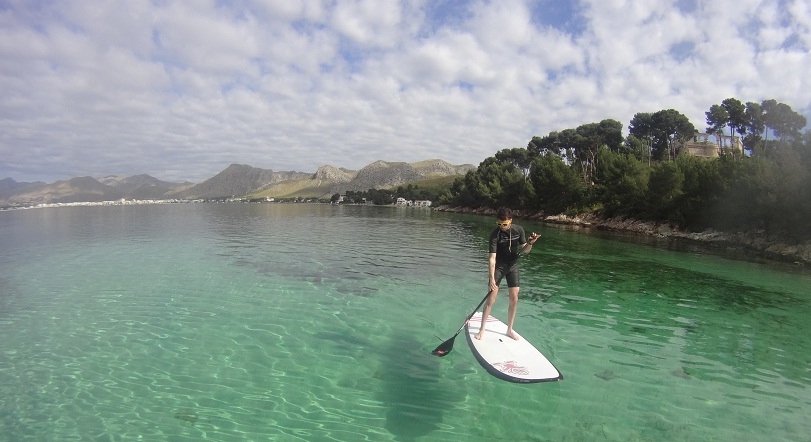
<box><xmin>434</xmin><ymin>206</ymin><xmax>811</xmax><ymax>266</ymax></box>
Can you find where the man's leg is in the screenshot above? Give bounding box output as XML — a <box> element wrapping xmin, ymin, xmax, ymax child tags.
<box><xmin>475</xmin><ymin>288</ymin><xmax>498</xmax><ymax>340</ymax></box>
<box><xmin>506</xmin><ymin>286</ymin><xmax>519</xmax><ymax>340</ymax></box>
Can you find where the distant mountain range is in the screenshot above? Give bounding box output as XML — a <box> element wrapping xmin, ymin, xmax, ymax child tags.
<box><xmin>0</xmin><ymin>159</ymin><xmax>474</xmax><ymax>207</ymax></box>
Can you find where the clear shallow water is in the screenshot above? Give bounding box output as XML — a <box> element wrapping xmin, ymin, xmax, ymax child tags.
<box><xmin>1</xmin><ymin>203</ymin><xmax>809</xmax><ymax>441</ymax></box>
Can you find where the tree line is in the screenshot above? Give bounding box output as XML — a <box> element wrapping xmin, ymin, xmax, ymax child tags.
<box><xmin>334</xmin><ymin>183</ymin><xmax>447</xmax><ymax>205</ymax></box>
<box><xmin>445</xmin><ymin>98</ymin><xmax>810</xmax><ymax>240</ymax></box>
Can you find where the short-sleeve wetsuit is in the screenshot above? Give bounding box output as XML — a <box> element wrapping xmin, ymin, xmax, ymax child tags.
<box><xmin>488</xmin><ymin>224</ymin><xmax>527</xmax><ymax>288</ymax></box>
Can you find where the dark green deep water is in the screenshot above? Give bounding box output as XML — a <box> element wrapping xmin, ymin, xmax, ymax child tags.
<box><xmin>1</xmin><ymin>203</ymin><xmax>809</xmax><ymax>441</ymax></box>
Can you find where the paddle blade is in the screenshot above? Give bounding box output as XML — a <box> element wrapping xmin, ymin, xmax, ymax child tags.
<box><xmin>431</xmin><ymin>336</ymin><xmax>456</xmax><ymax>357</ymax></box>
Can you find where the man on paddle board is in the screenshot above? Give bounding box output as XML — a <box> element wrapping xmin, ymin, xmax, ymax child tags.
<box><xmin>475</xmin><ymin>207</ymin><xmax>540</xmax><ymax>341</ymax></box>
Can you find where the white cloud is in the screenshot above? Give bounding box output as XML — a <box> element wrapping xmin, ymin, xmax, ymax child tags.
<box><xmin>0</xmin><ymin>0</ymin><xmax>809</xmax><ymax>183</ymax></box>
<box><xmin>331</xmin><ymin>0</ymin><xmax>404</xmax><ymax>47</ymax></box>
<box><xmin>250</xmin><ymin>0</ymin><xmax>328</xmax><ymax>23</ymax></box>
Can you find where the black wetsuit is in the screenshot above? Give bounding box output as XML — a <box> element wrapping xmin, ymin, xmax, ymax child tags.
<box><xmin>488</xmin><ymin>224</ymin><xmax>527</xmax><ymax>287</ymax></box>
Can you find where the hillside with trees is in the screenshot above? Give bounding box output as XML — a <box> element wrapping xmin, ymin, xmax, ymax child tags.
<box><xmin>443</xmin><ymin>98</ymin><xmax>810</xmax><ymax>241</ymax></box>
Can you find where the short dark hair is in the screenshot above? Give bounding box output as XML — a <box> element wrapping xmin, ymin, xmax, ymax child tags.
<box><xmin>496</xmin><ymin>207</ymin><xmax>512</xmax><ymax>221</ymax></box>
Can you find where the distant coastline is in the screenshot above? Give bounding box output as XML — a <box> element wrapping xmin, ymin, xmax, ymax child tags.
<box><xmin>0</xmin><ymin>159</ymin><xmax>474</xmax><ymax>208</ymax></box>
<box><xmin>434</xmin><ymin>205</ymin><xmax>811</xmax><ymax>266</ymax></box>
<box><xmin>0</xmin><ymin>199</ymin><xmax>190</xmax><ymax>211</ymax></box>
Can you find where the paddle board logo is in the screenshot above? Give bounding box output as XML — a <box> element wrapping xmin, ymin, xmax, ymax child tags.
<box><xmin>493</xmin><ymin>361</ymin><xmax>529</xmax><ymax>376</ymax></box>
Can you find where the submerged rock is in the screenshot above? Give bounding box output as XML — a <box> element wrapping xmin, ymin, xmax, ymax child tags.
<box><xmin>174</xmin><ymin>410</ymin><xmax>199</xmax><ymax>425</ymax></box>
<box><xmin>595</xmin><ymin>369</ymin><xmax>617</xmax><ymax>381</ymax></box>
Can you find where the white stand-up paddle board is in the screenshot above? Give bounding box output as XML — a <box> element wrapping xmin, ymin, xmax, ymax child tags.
<box><xmin>465</xmin><ymin>312</ymin><xmax>562</xmax><ymax>383</ymax></box>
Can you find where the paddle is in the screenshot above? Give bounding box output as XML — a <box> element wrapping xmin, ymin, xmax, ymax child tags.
<box><xmin>430</xmin><ymin>289</ymin><xmax>493</xmax><ymax>356</ymax></box>
<box><xmin>430</xmin><ymin>240</ymin><xmax>535</xmax><ymax>357</ymax></box>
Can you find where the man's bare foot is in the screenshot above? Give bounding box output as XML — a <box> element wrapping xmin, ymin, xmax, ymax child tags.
<box><xmin>475</xmin><ymin>332</ymin><xmax>484</xmax><ymax>340</ymax></box>
<box><xmin>506</xmin><ymin>330</ymin><xmax>519</xmax><ymax>341</ymax></box>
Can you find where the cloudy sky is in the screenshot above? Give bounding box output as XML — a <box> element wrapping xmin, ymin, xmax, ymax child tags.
<box><xmin>2</xmin><ymin>0</ymin><xmax>809</xmax><ymax>183</ymax></box>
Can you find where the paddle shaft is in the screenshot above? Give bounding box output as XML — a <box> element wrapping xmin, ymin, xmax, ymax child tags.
<box><xmin>450</xmin><ymin>290</ymin><xmax>492</xmax><ymax>337</ymax></box>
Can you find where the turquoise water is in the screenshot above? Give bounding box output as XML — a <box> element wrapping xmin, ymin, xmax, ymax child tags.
<box><xmin>1</xmin><ymin>203</ymin><xmax>809</xmax><ymax>441</ymax></box>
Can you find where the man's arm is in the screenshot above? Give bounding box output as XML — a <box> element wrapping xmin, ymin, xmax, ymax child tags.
<box><xmin>488</xmin><ymin>252</ymin><xmax>498</xmax><ymax>290</ymax></box>
<box><xmin>521</xmin><ymin>232</ymin><xmax>541</xmax><ymax>253</ymax></box>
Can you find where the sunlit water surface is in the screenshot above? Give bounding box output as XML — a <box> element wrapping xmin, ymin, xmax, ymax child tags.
<box><xmin>1</xmin><ymin>203</ymin><xmax>809</xmax><ymax>441</ymax></box>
